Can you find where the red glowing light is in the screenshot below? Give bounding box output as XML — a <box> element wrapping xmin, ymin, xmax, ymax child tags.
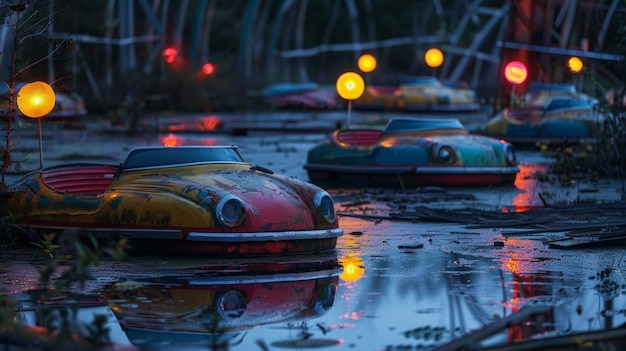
<box><xmin>202</xmin><ymin>62</ymin><xmax>215</xmax><ymax>76</ymax></box>
<box><xmin>504</xmin><ymin>61</ymin><xmax>528</xmax><ymax>85</ymax></box>
<box><xmin>163</xmin><ymin>47</ymin><xmax>178</xmax><ymax>64</ymax></box>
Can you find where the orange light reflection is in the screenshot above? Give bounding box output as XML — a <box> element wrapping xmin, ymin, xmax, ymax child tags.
<box><xmin>200</xmin><ymin>116</ymin><xmax>221</xmax><ymax>131</ymax></box>
<box><xmin>160</xmin><ymin>133</ymin><xmax>217</xmax><ymax>147</ymax></box>
<box><xmin>338</xmin><ymin>256</ymin><xmax>365</xmax><ymax>283</ymax></box>
<box><xmin>161</xmin><ymin>133</ymin><xmax>178</xmax><ymax>147</ymax></box>
<box><xmin>507</xmin><ymin>163</ymin><xmax>549</xmax><ymax>213</ymax></box>
<box><xmin>500</xmin><ymin>237</ymin><xmax>546</xmax><ymax>275</ymax></box>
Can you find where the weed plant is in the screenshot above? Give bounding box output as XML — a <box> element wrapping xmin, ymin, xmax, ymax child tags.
<box><xmin>0</xmin><ymin>225</ymin><xmax>121</xmax><ymax>350</ymax></box>
<box><xmin>538</xmin><ymin>99</ymin><xmax>626</xmax><ymax>200</ymax></box>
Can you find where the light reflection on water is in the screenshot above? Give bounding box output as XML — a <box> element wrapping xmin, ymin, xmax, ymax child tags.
<box><xmin>7</xmin><ymin>244</ymin><xmax>625</xmax><ymax>350</ymax></box>
<box><xmin>510</xmin><ymin>162</ymin><xmax>550</xmax><ymax>212</ymax></box>
<box><xmin>100</xmin><ymin>255</ymin><xmax>342</xmax><ymax>349</ymax></box>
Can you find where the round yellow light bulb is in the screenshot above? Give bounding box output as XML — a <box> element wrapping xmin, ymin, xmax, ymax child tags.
<box><xmin>568</xmin><ymin>56</ymin><xmax>583</xmax><ymax>73</ymax></box>
<box><xmin>358</xmin><ymin>54</ymin><xmax>377</xmax><ymax>73</ymax></box>
<box><xmin>336</xmin><ymin>72</ymin><xmax>365</xmax><ymax>100</ymax></box>
<box><xmin>424</xmin><ymin>48</ymin><xmax>444</xmax><ymax>68</ymax></box>
<box><xmin>17</xmin><ymin>81</ymin><xmax>56</xmax><ymax>118</ymax></box>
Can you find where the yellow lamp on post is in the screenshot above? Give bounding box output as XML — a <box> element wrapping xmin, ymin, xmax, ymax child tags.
<box><xmin>17</xmin><ymin>81</ymin><xmax>56</xmax><ymax>169</ymax></box>
<box><xmin>336</xmin><ymin>72</ymin><xmax>365</xmax><ymax>129</ymax></box>
<box><xmin>357</xmin><ymin>54</ymin><xmax>377</xmax><ymax>73</ymax></box>
<box><xmin>503</xmin><ymin>61</ymin><xmax>528</xmax><ymax>108</ymax></box>
<box><xmin>424</xmin><ymin>48</ymin><xmax>444</xmax><ymax>68</ymax></box>
<box><xmin>568</xmin><ymin>56</ymin><xmax>583</xmax><ymax>73</ymax></box>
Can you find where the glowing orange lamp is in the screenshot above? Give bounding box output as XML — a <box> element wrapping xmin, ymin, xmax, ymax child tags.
<box><xmin>336</xmin><ymin>72</ymin><xmax>364</xmax><ymax>129</ymax></box>
<box><xmin>17</xmin><ymin>81</ymin><xmax>55</xmax><ymax>118</ymax></box>
<box><xmin>504</xmin><ymin>61</ymin><xmax>528</xmax><ymax>107</ymax></box>
<box><xmin>424</xmin><ymin>48</ymin><xmax>444</xmax><ymax>68</ymax></box>
<box><xmin>357</xmin><ymin>54</ymin><xmax>377</xmax><ymax>73</ymax></box>
<box><xmin>567</xmin><ymin>56</ymin><xmax>583</xmax><ymax>73</ymax></box>
<box><xmin>17</xmin><ymin>81</ymin><xmax>56</xmax><ymax>168</ymax></box>
<box><xmin>336</xmin><ymin>72</ymin><xmax>365</xmax><ymax>100</ymax></box>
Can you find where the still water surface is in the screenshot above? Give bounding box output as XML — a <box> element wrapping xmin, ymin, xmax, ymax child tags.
<box><xmin>8</xmin><ymin>226</ymin><xmax>625</xmax><ymax>351</ymax></box>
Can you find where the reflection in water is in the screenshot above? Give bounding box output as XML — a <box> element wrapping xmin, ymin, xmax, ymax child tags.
<box><xmin>162</xmin><ymin>115</ymin><xmax>223</xmax><ymax>133</ymax></box>
<box><xmin>7</xmin><ymin>243</ymin><xmax>626</xmax><ymax>349</ymax></box>
<box><xmin>510</xmin><ymin>162</ymin><xmax>550</xmax><ymax>212</ymax></box>
<box><xmin>161</xmin><ymin>133</ymin><xmax>178</xmax><ymax>146</ymax></box>
<box><xmin>329</xmin><ymin>246</ymin><xmax>626</xmax><ymax>350</ymax></box>
<box><xmin>160</xmin><ymin>133</ymin><xmax>217</xmax><ymax>147</ymax></box>
<box><xmin>7</xmin><ymin>248</ymin><xmax>626</xmax><ymax>350</ymax></box>
<box><xmin>497</xmin><ymin>267</ymin><xmax>626</xmax><ymax>348</ymax></box>
<box><xmin>492</xmin><ymin>238</ymin><xmax>624</xmax><ymax>345</ymax></box>
<box><xmin>338</xmin><ymin>255</ymin><xmax>366</xmax><ymax>324</ymax></box>
<box><xmin>440</xmin><ymin>247</ymin><xmax>626</xmax><ymax>349</ymax></box>
<box><xmin>338</xmin><ymin>256</ymin><xmax>365</xmax><ymax>283</ymax></box>
<box><xmin>100</xmin><ymin>255</ymin><xmax>341</xmax><ymax>349</ymax></box>
<box><xmin>199</xmin><ymin>116</ymin><xmax>222</xmax><ymax>131</ymax></box>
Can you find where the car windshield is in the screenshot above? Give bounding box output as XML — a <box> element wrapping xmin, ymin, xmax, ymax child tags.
<box><xmin>121</xmin><ymin>146</ymin><xmax>245</xmax><ymax>171</ymax></box>
<box><xmin>383</xmin><ymin>118</ymin><xmax>465</xmax><ymax>133</ymax></box>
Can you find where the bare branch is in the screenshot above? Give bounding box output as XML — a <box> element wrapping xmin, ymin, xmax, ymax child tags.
<box><xmin>17</xmin><ymin>21</ymin><xmax>50</xmax><ymax>46</ymax></box>
<box><xmin>16</xmin><ymin>40</ymin><xmax>65</xmax><ymax>75</ymax></box>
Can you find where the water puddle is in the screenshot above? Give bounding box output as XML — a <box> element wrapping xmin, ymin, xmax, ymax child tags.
<box><xmin>5</xmin><ymin>244</ymin><xmax>626</xmax><ymax>350</ymax></box>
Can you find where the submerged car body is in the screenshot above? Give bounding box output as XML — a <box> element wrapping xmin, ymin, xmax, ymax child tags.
<box><xmin>353</xmin><ymin>76</ymin><xmax>480</xmax><ymax>112</ymax></box>
<box><xmin>485</xmin><ymin>98</ymin><xmax>602</xmax><ymax>144</ymax></box>
<box><xmin>0</xmin><ymin>146</ymin><xmax>342</xmax><ymax>255</ymax></box>
<box><xmin>304</xmin><ymin>117</ymin><xmax>519</xmax><ymax>188</ymax></box>
<box><xmin>11</xmin><ymin>254</ymin><xmax>341</xmax><ymax>349</ymax></box>
<box><xmin>100</xmin><ymin>255</ymin><xmax>340</xmax><ymax>348</ymax></box>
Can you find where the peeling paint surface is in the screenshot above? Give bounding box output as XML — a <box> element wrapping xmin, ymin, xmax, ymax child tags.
<box><xmin>0</xmin><ymin>147</ymin><xmax>340</xmax><ymax>255</ymax></box>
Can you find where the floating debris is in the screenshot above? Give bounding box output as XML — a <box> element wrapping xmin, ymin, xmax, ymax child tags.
<box><xmin>398</xmin><ymin>243</ymin><xmax>424</xmax><ymax>250</ymax></box>
<box><xmin>333</xmin><ymin>188</ymin><xmax>626</xmax><ymax>249</ymax></box>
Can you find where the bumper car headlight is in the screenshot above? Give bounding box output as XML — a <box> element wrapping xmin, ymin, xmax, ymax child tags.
<box><xmin>217</xmin><ymin>290</ymin><xmax>246</xmax><ymax>320</ymax></box>
<box><xmin>503</xmin><ymin>143</ymin><xmax>517</xmax><ymax>164</ymax></box>
<box><xmin>435</xmin><ymin>145</ymin><xmax>456</xmax><ymax>164</ymax></box>
<box><xmin>216</xmin><ymin>195</ymin><xmax>246</xmax><ymax>228</ymax></box>
<box><xmin>315</xmin><ymin>283</ymin><xmax>337</xmax><ymax>313</ymax></box>
<box><xmin>314</xmin><ymin>191</ymin><xmax>336</xmax><ymax>223</ymax></box>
